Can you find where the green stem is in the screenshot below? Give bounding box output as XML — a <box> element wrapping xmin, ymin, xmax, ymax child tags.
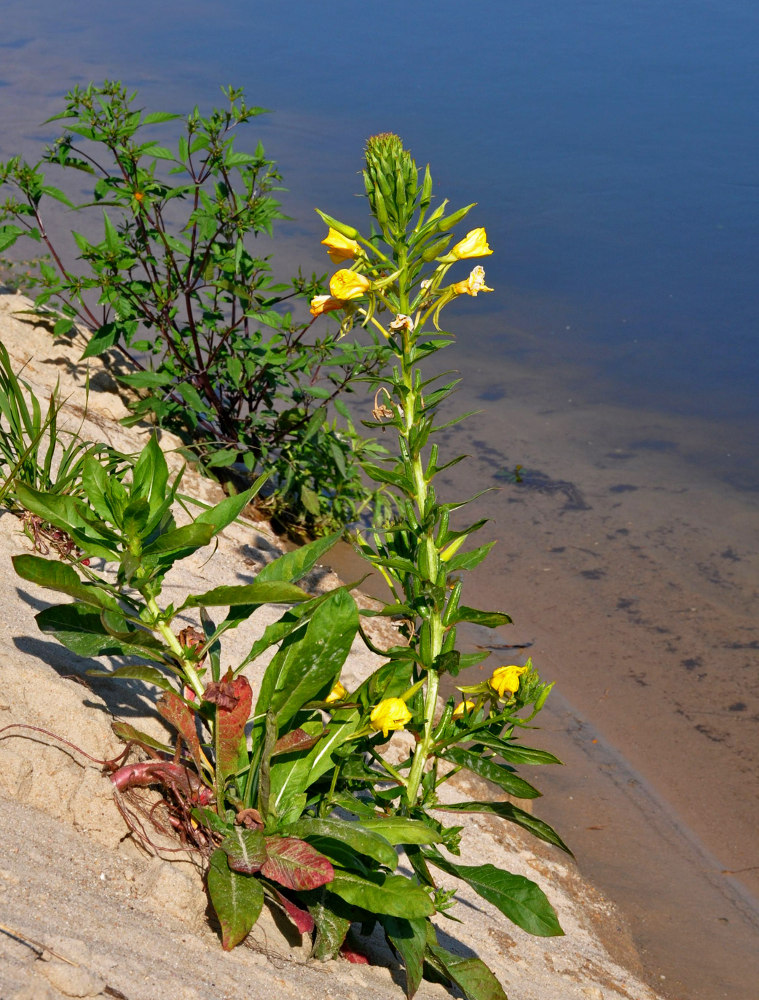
<box><xmin>146</xmin><ymin>595</ymin><xmax>204</xmax><ymax>699</ymax></box>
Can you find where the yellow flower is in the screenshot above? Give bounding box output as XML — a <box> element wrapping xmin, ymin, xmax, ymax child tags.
<box><xmin>326</xmin><ymin>681</ymin><xmax>347</xmax><ymax>704</ymax></box>
<box><xmin>329</xmin><ymin>269</ymin><xmax>371</xmax><ymax>300</ymax></box>
<box><xmin>370</xmin><ymin>697</ymin><xmax>413</xmax><ymax>738</ymax></box>
<box><xmin>451</xmin><ymin>228</ymin><xmax>492</xmax><ymax>259</ymax></box>
<box><xmin>453</xmin><ymin>266</ymin><xmax>493</xmax><ymax>297</ymax></box>
<box><xmin>310</xmin><ymin>294</ymin><xmax>345</xmax><ymax>317</ymax></box>
<box><xmin>322</xmin><ymin>228</ymin><xmax>362</xmax><ymax>263</ymax></box>
<box><xmin>489</xmin><ymin>665</ymin><xmax>528</xmax><ymax>699</ymax></box>
<box><xmin>452</xmin><ymin>699</ymin><xmax>476</xmax><ymax>718</ymax></box>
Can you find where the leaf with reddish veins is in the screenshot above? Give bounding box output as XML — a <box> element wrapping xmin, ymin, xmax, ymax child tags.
<box><xmin>210</xmin><ymin>671</ymin><xmax>253</xmax><ymax>780</ymax></box>
<box><xmin>156</xmin><ymin>692</ymin><xmax>203</xmax><ymax>770</ymax></box>
<box><xmin>262</xmin><ymin>836</ymin><xmax>334</xmax><ymax>891</ymax></box>
<box><xmin>272</xmin><ymin>727</ymin><xmax>325</xmax><ymax>756</ymax></box>
<box><xmin>272</xmin><ymin>888</ymin><xmax>315</xmax><ymax>935</ymax></box>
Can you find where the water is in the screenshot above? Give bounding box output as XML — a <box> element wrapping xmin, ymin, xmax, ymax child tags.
<box><xmin>2</xmin><ymin>0</ymin><xmax>758</xmax><ymax>446</ymax></box>
<box><xmin>3</xmin><ymin>3</ymin><xmax>759</xmax><ymax>996</ymax></box>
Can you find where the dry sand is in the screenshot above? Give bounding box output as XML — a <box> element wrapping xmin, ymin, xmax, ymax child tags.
<box><xmin>0</xmin><ymin>296</ymin><xmax>663</xmax><ymax>1000</ymax></box>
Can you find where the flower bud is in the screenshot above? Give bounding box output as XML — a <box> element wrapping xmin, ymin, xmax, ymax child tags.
<box><xmin>314</xmin><ymin>210</ymin><xmax>360</xmax><ymax>240</ymax></box>
<box><xmin>321</xmin><ymin>228</ymin><xmax>362</xmax><ymax>263</ymax></box>
<box><xmin>450</xmin><ymin>228</ymin><xmax>492</xmax><ymax>259</ymax></box>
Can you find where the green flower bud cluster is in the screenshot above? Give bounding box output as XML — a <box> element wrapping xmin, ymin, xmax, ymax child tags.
<box><xmin>363</xmin><ymin>133</ymin><xmax>419</xmax><ymax>238</ymax></box>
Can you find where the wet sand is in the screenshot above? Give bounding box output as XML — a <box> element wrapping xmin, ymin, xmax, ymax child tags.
<box><xmin>328</xmin><ymin>345</ymin><xmax>759</xmax><ymax>1000</ymax></box>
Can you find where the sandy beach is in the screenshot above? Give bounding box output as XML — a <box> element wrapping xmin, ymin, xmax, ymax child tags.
<box><xmin>0</xmin><ymin>295</ymin><xmax>667</xmax><ymax>1000</ymax></box>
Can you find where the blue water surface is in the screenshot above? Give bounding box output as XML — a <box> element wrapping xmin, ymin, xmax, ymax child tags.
<box><xmin>2</xmin><ymin>0</ymin><xmax>758</xmax><ymax>455</ymax></box>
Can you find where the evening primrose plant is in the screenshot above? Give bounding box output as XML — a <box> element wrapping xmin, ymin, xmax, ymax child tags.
<box><xmin>306</xmin><ymin>133</ymin><xmax>569</xmax><ymax>996</ymax></box>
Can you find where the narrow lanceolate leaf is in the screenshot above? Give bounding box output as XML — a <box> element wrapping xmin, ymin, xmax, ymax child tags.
<box><xmin>328</xmin><ymin>872</ymin><xmax>434</xmax><ymax>919</ymax></box>
<box><xmin>426</xmin><ymin>854</ymin><xmax>563</xmax><ymax>937</ymax></box>
<box><xmin>13</xmin><ymin>555</ymin><xmax>121</xmax><ymax>611</ymax></box>
<box><xmin>209</xmin><ymin>672</ymin><xmax>253</xmax><ymax>780</ymax></box>
<box><xmin>272</xmin><ymin>727</ymin><xmax>325</xmax><ymax>756</ymax></box>
<box><xmin>434</xmin><ymin>800</ymin><xmax>572</xmax><ymax>856</ymax></box>
<box><xmin>191</xmin><ymin>474</ymin><xmax>267</xmax><ymax>535</ymax></box>
<box><xmin>221</xmin><ymin>828</ymin><xmax>267</xmax><ymax>874</ymax></box>
<box><xmin>308</xmin><ymin>896</ymin><xmax>351</xmax><ymax>961</ymax></box>
<box><xmin>283</xmin><ymin>817</ymin><xmax>398</xmax><ymax>870</ymax></box>
<box><xmin>261</xmin><ymin>836</ymin><xmax>334</xmax><ymax>891</ymax></box>
<box><xmin>256</xmin><ymin>531</ymin><xmax>340</xmax><ymax>583</ymax></box>
<box><xmin>156</xmin><ymin>691</ymin><xmax>203</xmax><ymax>769</ymax></box>
<box><xmin>86</xmin><ymin>664</ymin><xmax>174</xmax><ymax>690</ymax></box>
<box><xmin>182</xmin><ymin>580</ymin><xmax>310</xmax><ymax>609</ymax></box>
<box><xmin>441</xmin><ymin>747</ymin><xmax>541</xmax><ymax>800</ymax></box>
<box><xmin>207</xmin><ymin>848</ymin><xmax>264</xmax><ymax>950</ymax></box>
<box><xmin>359</xmin><ymin>817</ymin><xmax>444</xmax><ymax>845</ymax></box>
<box><xmin>425</xmin><ymin>938</ymin><xmax>509</xmax><ymax>1000</ymax></box>
<box><xmin>35</xmin><ymin>604</ymin><xmax>166</xmax><ymax>661</ymax></box>
<box><xmin>111</xmin><ymin>721</ymin><xmax>173</xmax><ymax>755</ymax></box>
<box><xmin>381</xmin><ymin>916</ymin><xmax>427</xmax><ymax>999</ymax></box>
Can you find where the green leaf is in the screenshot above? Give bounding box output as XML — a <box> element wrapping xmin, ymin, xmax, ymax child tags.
<box><xmin>207</xmin><ymin>848</ymin><xmax>264</xmax><ymax>949</ymax></box>
<box><xmin>139</xmin><ymin>144</ymin><xmax>176</xmax><ymax>160</ymax></box>
<box><xmin>254</xmin><ymin>588</ymin><xmax>358</xmax><ymax>729</ymax></box>
<box><xmin>308</xmin><ymin>895</ymin><xmax>351</xmax><ymax>960</ymax></box>
<box><xmin>142</xmin><ymin>521</ymin><xmax>214</xmax><ymax>556</ymax></box>
<box><xmin>256</xmin><ymin>532</ymin><xmax>340</xmax><ymax>583</ymax></box>
<box><xmin>426</xmin><ymin>854</ymin><xmax>563</xmax><ymax>937</ymax></box>
<box><xmin>359</xmin><ymin>817</ymin><xmax>443</xmax><ymax>846</ymax></box>
<box><xmin>382</xmin><ymin>916</ymin><xmax>427</xmax><ymax>998</ymax></box>
<box><xmin>86</xmin><ymin>664</ymin><xmax>174</xmax><ymax>689</ymax></box>
<box><xmin>425</xmin><ymin>937</ymin><xmax>509</xmax><ymax>1000</ymax></box>
<box><xmin>441</xmin><ymin>747</ymin><xmax>541</xmax><ymax>800</ymax></box>
<box><xmin>183</xmin><ymin>580</ymin><xmax>310</xmax><ymax>609</ymax></box>
<box><xmin>450</xmin><ymin>606</ymin><xmax>512</xmax><ymax>628</ymax></box>
<box><xmin>141</xmin><ymin>111</ymin><xmax>182</xmax><ymax>125</ymax></box>
<box><xmin>192</xmin><ymin>474</ymin><xmax>267</xmax><ymax>535</ymax></box>
<box><xmin>444</xmin><ymin>542</ymin><xmax>495</xmax><ymax>573</ymax></box>
<box><xmin>328</xmin><ymin>871</ymin><xmax>434</xmax><ymax>919</ymax></box>
<box><xmin>283</xmin><ymin>817</ymin><xmax>398</xmax><ymax>871</ymax></box>
<box><xmin>111</xmin><ymin>721</ymin><xmax>173</xmax><ymax>755</ymax></box>
<box><xmin>80</xmin><ymin>322</ymin><xmax>122</xmax><ymax>359</ymax></box>
<box><xmin>13</xmin><ymin>555</ymin><xmax>122</xmax><ymax>612</ymax></box>
<box><xmin>35</xmin><ymin>604</ymin><xmax>165</xmax><ymax>661</ymax></box>
<box><xmin>435</xmin><ymin>801</ymin><xmax>572</xmax><ymax>856</ymax></box>
<box><xmin>466</xmin><ymin>734</ymin><xmax>563</xmax><ymax>767</ymax></box>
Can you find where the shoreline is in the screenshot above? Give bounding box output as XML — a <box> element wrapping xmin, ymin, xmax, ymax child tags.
<box><xmin>324</xmin><ymin>338</ymin><xmax>759</xmax><ymax>1000</ymax></box>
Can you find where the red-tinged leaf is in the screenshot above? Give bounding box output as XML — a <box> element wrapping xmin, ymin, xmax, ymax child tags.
<box><xmin>209</xmin><ymin>670</ymin><xmax>253</xmax><ymax>779</ymax></box>
<box><xmin>207</xmin><ymin>848</ymin><xmax>264</xmax><ymax>950</ymax></box>
<box><xmin>272</xmin><ymin>727</ymin><xmax>325</xmax><ymax>756</ymax></box>
<box><xmin>272</xmin><ymin>888</ymin><xmax>315</xmax><ymax>935</ymax></box>
<box><xmin>156</xmin><ymin>691</ymin><xmax>202</xmax><ymax>770</ymax></box>
<box><xmin>340</xmin><ymin>944</ymin><xmax>371</xmax><ymax>965</ymax></box>
<box><xmin>262</xmin><ymin>836</ymin><xmax>334</xmax><ymax>891</ymax></box>
<box><xmin>221</xmin><ymin>828</ymin><xmax>267</xmax><ymax>875</ymax></box>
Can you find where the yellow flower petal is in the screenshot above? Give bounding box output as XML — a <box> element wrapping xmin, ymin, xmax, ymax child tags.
<box><xmin>452</xmin><ymin>699</ymin><xmax>476</xmax><ymax>718</ymax></box>
<box><xmin>329</xmin><ymin>269</ymin><xmax>371</xmax><ymax>300</ymax></box>
<box><xmin>322</xmin><ymin>228</ymin><xmax>362</xmax><ymax>263</ymax></box>
<box><xmin>453</xmin><ymin>265</ymin><xmax>493</xmax><ymax>297</ymax></box>
<box><xmin>451</xmin><ymin>228</ymin><xmax>492</xmax><ymax>259</ymax></box>
<box><xmin>488</xmin><ymin>664</ymin><xmax>528</xmax><ymax>699</ymax></box>
<box><xmin>310</xmin><ymin>294</ymin><xmax>345</xmax><ymax>317</ymax></box>
<box><xmin>326</xmin><ymin>681</ymin><xmax>348</xmax><ymax>704</ymax></box>
<box><xmin>370</xmin><ymin>697</ymin><xmax>413</xmax><ymax>738</ymax></box>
